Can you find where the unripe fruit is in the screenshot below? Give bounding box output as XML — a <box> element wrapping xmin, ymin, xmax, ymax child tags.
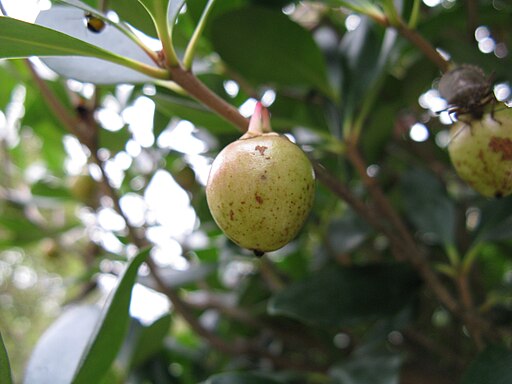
<box><xmin>448</xmin><ymin>106</ymin><xmax>512</xmax><ymax>197</ymax></box>
<box><xmin>206</xmin><ymin>104</ymin><xmax>315</xmax><ymax>254</ymax></box>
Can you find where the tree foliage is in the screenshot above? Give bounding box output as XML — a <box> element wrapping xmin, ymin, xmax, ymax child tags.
<box><xmin>0</xmin><ymin>0</ymin><xmax>512</xmax><ymax>383</ymax></box>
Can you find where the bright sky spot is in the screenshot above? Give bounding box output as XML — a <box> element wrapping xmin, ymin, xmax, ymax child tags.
<box><xmin>418</xmin><ymin>89</ymin><xmax>447</xmax><ymax>113</ymax></box>
<box><xmin>97</xmin><ymin>207</ymin><xmax>126</xmax><ymax>232</ymax></box>
<box><xmin>345</xmin><ymin>14</ymin><xmax>361</xmax><ymax>31</ymax></box>
<box><xmin>223</xmin><ymin>80</ymin><xmax>239</xmax><ymax>98</ymax></box>
<box><xmin>122</xmin><ymin>96</ymin><xmax>155</xmax><ymax>148</ymax></box>
<box><xmin>423</xmin><ymin>0</ymin><xmax>442</xmax><ymax>7</ymax></box>
<box><xmin>63</xmin><ymin>135</ymin><xmax>88</xmax><ymax>175</ymax></box>
<box><xmin>239</xmin><ymin>98</ymin><xmax>258</xmax><ymax>117</ymax></box>
<box><xmin>144</xmin><ymin>170</ymin><xmax>196</xmax><ymax>239</ymax></box>
<box><xmin>261</xmin><ymin>89</ymin><xmax>276</xmax><ymax>106</ymax></box>
<box><xmin>409</xmin><ymin>123</ymin><xmax>430</xmax><ymax>142</ymax></box>
<box><xmin>119</xmin><ymin>193</ymin><xmax>147</xmax><ymax>227</ymax></box>
<box><xmin>157</xmin><ymin>120</ymin><xmax>208</xmax><ymax>155</ymax></box>
<box><xmin>494</xmin><ymin>83</ymin><xmax>511</xmax><ymax>101</ymax></box>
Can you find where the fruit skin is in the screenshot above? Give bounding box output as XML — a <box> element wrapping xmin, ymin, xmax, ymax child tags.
<box><xmin>448</xmin><ymin>107</ymin><xmax>512</xmax><ymax>197</ymax></box>
<box><xmin>206</xmin><ymin>133</ymin><xmax>315</xmax><ymax>253</ymax></box>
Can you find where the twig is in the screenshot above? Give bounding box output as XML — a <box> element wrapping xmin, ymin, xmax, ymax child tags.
<box><xmin>169</xmin><ymin>65</ymin><xmax>249</xmax><ymax>131</ymax></box>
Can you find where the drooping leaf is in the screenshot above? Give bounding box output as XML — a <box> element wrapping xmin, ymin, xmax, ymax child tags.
<box><xmin>34</xmin><ymin>7</ymin><xmax>158</xmax><ymax>83</ymax></box>
<box><xmin>475</xmin><ymin>197</ymin><xmax>512</xmax><ymax>243</ymax></box>
<box><xmin>327</xmin><ymin>211</ymin><xmax>373</xmax><ymax>254</ymax></box>
<box><xmin>330</xmin><ymin>347</ymin><xmax>403</xmax><ymax>384</ymax></box>
<box><xmin>71</xmin><ymin>248</ymin><xmax>150</xmax><ymax>384</ymax></box>
<box><xmin>24</xmin><ymin>305</ymin><xmax>102</xmax><ymax>384</ymax></box>
<box><xmin>400</xmin><ymin>168</ymin><xmax>456</xmax><ymax>246</ymax></box>
<box><xmin>268</xmin><ymin>263</ymin><xmax>420</xmax><ymax>327</ymax></box>
<box><xmin>0</xmin><ymin>15</ymin><xmax>146</xmax><ymax>76</ymax></box>
<box><xmin>210</xmin><ymin>6</ymin><xmax>332</xmax><ymax>95</ymax></box>
<box><xmin>204</xmin><ymin>372</ymin><xmax>282</xmax><ymax>384</ymax></box>
<box><xmin>462</xmin><ymin>345</ymin><xmax>512</xmax><ymax>384</ymax></box>
<box><xmin>109</xmin><ymin>0</ymin><xmax>157</xmax><ymax>36</ymax></box>
<box><xmin>119</xmin><ymin>314</ymin><xmax>172</xmax><ymax>369</ymax></box>
<box><xmin>338</xmin><ymin>14</ymin><xmax>398</xmax><ymax>123</ymax></box>
<box><xmin>0</xmin><ymin>331</ymin><xmax>13</xmax><ymax>384</ymax></box>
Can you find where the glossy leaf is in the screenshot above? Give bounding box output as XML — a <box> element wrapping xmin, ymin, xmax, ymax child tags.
<box><xmin>400</xmin><ymin>169</ymin><xmax>456</xmax><ymax>246</ymax></box>
<box><xmin>24</xmin><ymin>305</ymin><xmax>102</xmax><ymax>384</ymax></box>
<box><xmin>204</xmin><ymin>372</ymin><xmax>282</xmax><ymax>384</ymax></box>
<box><xmin>327</xmin><ymin>211</ymin><xmax>373</xmax><ymax>254</ymax></box>
<box><xmin>71</xmin><ymin>248</ymin><xmax>150</xmax><ymax>384</ymax></box>
<box><xmin>330</xmin><ymin>347</ymin><xmax>403</xmax><ymax>384</ymax></box>
<box><xmin>268</xmin><ymin>263</ymin><xmax>420</xmax><ymax>327</ymax></box>
<box><xmin>34</xmin><ymin>7</ymin><xmax>157</xmax><ymax>83</ymax></box>
<box><xmin>210</xmin><ymin>6</ymin><xmax>332</xmax><ymax>95</ymax></box>
<box><xmin>129</xmin><ymin>314</ymin><xmax>172</xmax><ymax>368</ymax></box>
<box><xmin>475</xmin><ymin>197</ymin><xmax>512</xmax><ymax>242</ymax></box>
<box><xmin>0</xmin><ymin>16</ymin><xmax>140</xmax><ymax>71</ymax></box>
<box><xmin>462</xmin><ymin>345</ymin><xmax>512</xmax><ymax>384</ymax></box>
<box><xmin>0</xmin><ymin>332</ymin><xmax>13</xmax><ymax>384</ymax></box>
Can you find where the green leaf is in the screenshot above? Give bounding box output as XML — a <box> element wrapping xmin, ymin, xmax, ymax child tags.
<box><xmin>109</xmin><ymin>0</ymin><xmax>157</xmax><ymax>36</ymax></box>
<box><xmin>462</xmin><ymin>345</ymin><xmax>512</xmax><ymax>384</ymax></box>
<box><xmin>330</xmin><ymin>347</ymin><xmax>403</xmax><ymax>384</ymax></box>
<box><xmin>204</xmin><ymin>372</ymin><xmax>282</xmax><ymax>384</ymax></box>
<box><xmin>268</xmin><ymin>263</ymin><xmax>420</xmax><ymax>327</ymax></box>
<box><xmin>130</xmin><ymin>314</ymin><xmax>172</xmax><ymax>367</ymax></box>
<box><xmin>400</xmin><ymin>168</ymin><xmax>456</xmax><ymax>246</ymax></box>
<box><xmin>0</xmin><ymin>16</ymin><xmax>125</xmax><ymax>64</ymax></box>
<box><xmin>24</xmin><ymin>305</ymin><xmax>102</xmax><ymax>384</ymax></box>
<box><xmin>0</xmin><ymin>332</ymin><xmax>13</xmax><ymax>384</ymax></box>
<box><xmin>475</xmin><ymin>197</ymin><xmax>512</xmax><ymax>242</ymax></box>
<box><xmin>327</xmin><ymin>211</ymin><xmax>373</xmax><ymax>254</ymax></box>
<box><xmin>71</xmin><ymin>248</ymin><xmax>150</xmax><ymax>384</ymax></box>
<box><xmin>210</xmin><ymin>6</ymin><xmax>332</xmax><ymax>95</ymax></box>
<box><xmin>339</xmin><ymin>15</ymin><xmax>397</xmax><ymax>125</ymax></box>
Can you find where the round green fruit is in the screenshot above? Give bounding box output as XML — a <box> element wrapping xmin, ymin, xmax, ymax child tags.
<box><xmin>448</xmin><ymin>106</ymin><xmax>512</xmax><ymax>197</ymax></box>
<box><xmin>206</xmin><ymin>133</ymin><xmax>315</xmax><ymax>254</ymax></box>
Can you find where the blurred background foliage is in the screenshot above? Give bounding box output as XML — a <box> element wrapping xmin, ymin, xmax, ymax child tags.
<box><xmin>0</xmin><ymin>0</ymin><xmax>512</xmax><ymax>383</ymax></box>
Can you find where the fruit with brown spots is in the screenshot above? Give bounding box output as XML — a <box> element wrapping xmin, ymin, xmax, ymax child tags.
<box><xmin>206</xmin><ymin>103</ymin><xmax>315</xmax><ymax>254</ymax></box>
<box><xmin>448</xmin><ymin>106</ymin><xmax>512</xmax><ymax>197</ymax></box>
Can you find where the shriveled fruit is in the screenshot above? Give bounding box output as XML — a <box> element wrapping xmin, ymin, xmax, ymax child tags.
<box><xmin>206</xmin><ymin>104</ymin><xmax>315</xmax><ymax>254</ymax></box>
<box><xmin>448</xmin><ymin>106</ymin><xmax>512</xmax><ymax>197</ymax></box>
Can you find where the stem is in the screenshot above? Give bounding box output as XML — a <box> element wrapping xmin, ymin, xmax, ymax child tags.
<box><xmin>408</xmin><ymin>0</ymin><xmax>421</xmax><ymax>28</ymax></box>
<box><xmin>456</xmin><ymin>269</ymin><xmax>485</xmax><ymax>349</ymax></box>
<box><xmin>395</xmin><ymin>20</ymin><xmax>450</xmax><ymax>73</ymax></box>
<box><xmin>169</xmin><ymin>65</ymin><xmax>249</xmax><ymax>130</ymax></box>
<box><xmin>183</xmin><ymin>0</ymin><xmax>217</xmax><ymax>70</ymax></box>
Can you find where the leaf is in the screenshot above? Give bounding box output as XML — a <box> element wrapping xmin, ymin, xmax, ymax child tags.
<box><xmin>109</xmin><ymin>0</ymin><xmax>157</xmax><ymax>36</ymax></box>
<box><xmin>400</xmin><ymin>168</ymin><xmax>456</xmax><ymax>246</ymax></box>
<box><xmin>268</xmin><ymin>263</ymin><xmax>420</xmax><ymax>327</ymax></box>
<box><xmin>34</xmin><ymin>7</ymin><xmax>157</xmax><ymax>84</ymax></box>
<box><xmin>129</xmin><ymin>314</ymin><xmax>172</xmax><ymax>368</ymax></box>
<box><xmin>461</xmin><ymin>345</ymin><xmax>512</xmax><ymax>384</ymax></box>
<box><xmin>0</xmin><ymin>16</ymin><xmax>136</xmax><ymax>69</ymax></box>
<box><xmin>210</xmin><ymin>6</ymin><xmax>332</xmax><ymax>95</ymax></box>
<box><xmin>330</xmin><ymin>347</ymin><xmax>403</xmax><ymax>384</ymax></box>
<box><xmin>137</xmin><ymin>0</ymin><xmax>185</xmax><ymax>34</ymax></box>
<box><xmin>475</xmin><ymin>197</ymin><xmax>512</xmax><ymax>242</ymax></box>
<box><xmin>0</xmin><ymin>331</ymin><xmax>13</xmax><ymax>384</ymax></box>
<box><xmin>327</xmin><ymin>211</ymin><xmax>373</xmax><ymax>254</ymax></box>
<box><xmin>24</xmin><ymin>305</ymin><xmax>102</xmax><ymax>384</ymax></box>
<box><xmin>339</xmin><ymin>14</ymin><xmax>397</xmax><ymax>120</ymax></box>
<box><xmin>71</xmin><ymin>248</ymin><xmax>150</xmax><ymax>384</ymax></box>
<box><xmin>204</xmin><ymin>372</ymin><xmax>282</xmax><ymax>384</ymax></box>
